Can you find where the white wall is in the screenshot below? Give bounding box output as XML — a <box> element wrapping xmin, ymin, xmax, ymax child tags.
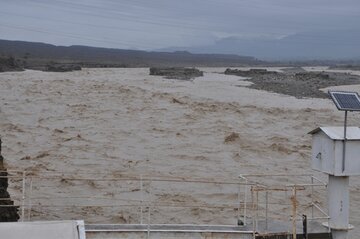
<box><xmin>0</xmin><ymin>220</ymin><xmax>85</xmax><ymax>239</ymax></box>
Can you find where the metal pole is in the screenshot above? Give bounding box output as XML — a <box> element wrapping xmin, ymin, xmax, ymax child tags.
<box><xmin>302</xmin><ymin>214</ymin><xmax>307</xmax><ymax>239</ymax></box>
<box><xmin>342</xmin><ymin>111</ymin><xmax>348</xmax><ymax>172</ymax></box>
<box><xmin>251</xmin><ymin>187</ymin><xmax>256</xmax><ymax>239</ymax></box>
<box><xmin>292</xmin><ymin>187</ymin><xmax>297</xmax><ymax>239</ymax></box>
<box><xmin>311</xmin><ymin>177</ymin><xmax>314</xmax><ymax>219</ymax></box>
<box><xmin>147</xmin><ymin>206</ymin><xmax>151</xmax><ymax>239</ymax></box>
<box><xmin>21</xmin><ymin>171</ymin><xmax>26</xmax><ymax>222</ymax></box>
<box><xmin>243</xmin><ymin>178</ymin><xmax>248</xmax><ymax>225</ymax></box>
<box><xmin>265</xmin><ymin>191</ymin><xmax>268</xmax><ymax>231</ymax></box>
<box><xmin>237</xmin><ymin>183</ymin><xmax>240</xmax><ymax>224</ymax></box>
<box><xmin>255</xmin><ymin>189</ymin><xmax>259</xmax><ymax>232</ymax></box>
<box><xmin>140</xmin><ymin>175</ymin><xmax>143</xmax><ymax>224</ymax></box>
<box><xmin>27</xmin><ymin>177</ymin><xmax>33</xmax><ymax>221</ymax></box>
<box><xmin>147</xmin><ymin>179</ymin><xmax>152</xmax><ymax>239</ymax></box>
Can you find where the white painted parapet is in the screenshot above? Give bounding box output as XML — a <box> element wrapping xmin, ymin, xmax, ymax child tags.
<box><xmin>0</xmin><ymin>220</ymin><xmax>85</xmax><ymax>239</ymax></box>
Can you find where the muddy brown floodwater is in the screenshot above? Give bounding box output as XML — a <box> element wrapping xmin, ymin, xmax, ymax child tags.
<box><xmin>0</xmin><ymin>67</ymin><xmax>360</xmax><ymax>238</ymax></box>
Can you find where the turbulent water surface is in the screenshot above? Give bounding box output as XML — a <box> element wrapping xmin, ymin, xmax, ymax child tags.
<box><xmin>1</xmin><ymin>67</ymin><xmax>360</xmax><ymax>237</ymax></box>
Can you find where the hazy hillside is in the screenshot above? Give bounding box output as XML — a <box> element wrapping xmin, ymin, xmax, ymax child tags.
<box><xmin>0</xmin><ymin>39</ymin><xmax>262</xmax><ymax>68</ymax></box>
<box><xmin>161</xmin><ymin>30</ymin><xmax>360</xmax><ymax>61</ymax></box>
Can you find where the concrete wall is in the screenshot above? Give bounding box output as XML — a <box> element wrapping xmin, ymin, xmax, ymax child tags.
<box><xmin>0</xmin><ymin>220</ymin><xmax>85</xmax><ymax>239</ymax></box>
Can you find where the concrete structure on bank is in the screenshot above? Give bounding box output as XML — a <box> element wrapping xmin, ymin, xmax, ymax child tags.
<box><xmin>0</xmin><ymin>220</ymin><xmax>85</xmax><ymax>239</ymax></box>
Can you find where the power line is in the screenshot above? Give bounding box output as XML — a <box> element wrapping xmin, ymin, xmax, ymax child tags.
<box><xmin>1</xmin><ymin>0</ymin><xmax>359</xmax><ymax>50</ymax></box>
<box><xmin>22</xmin><ymin>0</ymin><xmax>218</xmax><ymax>32</ymax></box>
<box><xmin>0</xmin><ymin>23</ymin><xmax>157</xmax><ymax>49</ymax></box>
<box><xmin>0</xmin><ymin>10</ymin><xmax>207</xmax><ymax>40</ymax></box>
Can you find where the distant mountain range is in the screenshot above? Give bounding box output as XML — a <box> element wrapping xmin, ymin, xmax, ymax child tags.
<box><xmin>0</xmin><ymin>39</ymin><xmax>262</xmax><ymax>68</ymax></box>
<box><xmin>160</xmin><ymin>30</ymin><xmax>360</xmax><ymax>60</ymax></box>
<box><xmin>2</xmin><ymin>34</ymin><xmax>360</xmax><ymax>69</ymax></box>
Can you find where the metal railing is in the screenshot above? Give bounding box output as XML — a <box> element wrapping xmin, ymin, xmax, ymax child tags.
<box><xmin>239</xmin><ymin>174</ymin><xmax>330</xmax><ymax>237</ymax></box>
<box><xmin>1</xmin><ymin>170</ymin><xmax>329</xmax><ymax>237</ymax></box>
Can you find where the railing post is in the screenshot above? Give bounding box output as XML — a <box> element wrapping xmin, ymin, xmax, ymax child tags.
<box><xmin>265</xmin><ymin>190</ymin><xmax>268</xmax><ymax>231</ymax></box>
<box><xmin>292</xmin><ymin>186</ymin><xmax>297</xmax><ymax>239</ymax></box>
<box><xmin>251</xmin><ymin>186</ymin><xmax>256</xmax><ymax>239</ymax></box>
<box><xmin>243</xmin><ymin>178</ymin><xmax>248</xmax><ymax>225</ymax></box>
<box><xmin>147</xmin><ymin>206</ymin><xmax>151</xmax><ymax>239</ymax></box>
<box><xmin>255</xmin><ymin>187</ymin><xmax>259</xmax><ymax>232</ymax></box>
<box><xmin>147</xmin><ymin>179</ymin><xmax>152</xmax><ymax>239</ymax></box>
<box><xmin>302</xmin><ymin>214</ymin><xmax>307</xmax><ymax>239</ymax></box>
<box><xmin>140</xmin><ymin>175</ymin><xmax>143</xmax><ymax>224</ymax></box>
<box><xmin>311</xmin><ymin>176</ymin><xmax>314</xmax><ymax>219</ymax></box>
<box><xmin>21</xmin><ymin>171</ymin><xmax>26</xmax><ymax>222</ymax></box>
<box><xmin>27</xmin><ymin>176</ymin><xmax>33</xmax><ymax>221</ymax></box>
<box><xmin>239</xmin><ymin>175</ymin><xmax>248</xmax><ymax>225</ymax></box>
<box><xmin>237</xmin><ymin>181</ymin><xmax>240</xmax><ymax>223</ymax></box>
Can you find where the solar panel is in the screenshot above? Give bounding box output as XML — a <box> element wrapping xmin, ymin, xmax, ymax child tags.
<box><xmin>329</xmin><ymin>91</ymin><xmax>360</xmax><ymax>111</ymax></box>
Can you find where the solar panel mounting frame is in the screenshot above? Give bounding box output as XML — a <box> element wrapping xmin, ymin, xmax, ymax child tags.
<box><xmin>328</xmin><ymin>90</ymin><xmax>360</xmax><ymax>112</ymax></box>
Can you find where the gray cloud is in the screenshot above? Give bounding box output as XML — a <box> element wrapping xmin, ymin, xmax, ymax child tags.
<box><xmin>1</xmin><ymin>0</ymin><xmax>359</xmax><ymax>52</ymax></box>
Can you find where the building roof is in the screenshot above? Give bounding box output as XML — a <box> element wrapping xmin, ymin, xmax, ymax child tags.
<box><xmin>309</xmin><ymin>127</ymin><xmax>360</xmax><ymax>140</ymax></box>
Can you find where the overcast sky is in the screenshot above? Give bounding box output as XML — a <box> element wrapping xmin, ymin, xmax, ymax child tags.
<box><xmin>1</xmin><ymin>0</ymin><xmax>359</xmax><ymax>50</ymax></box>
